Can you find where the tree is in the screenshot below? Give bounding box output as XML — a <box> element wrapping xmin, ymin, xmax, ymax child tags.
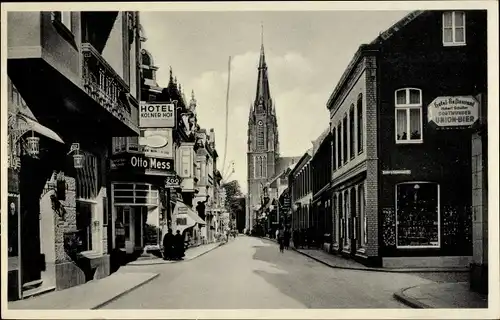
<box><xmin>221</xmin><ymin>180</ymin><xmax>245</xmax><ymax>230</ymax></box>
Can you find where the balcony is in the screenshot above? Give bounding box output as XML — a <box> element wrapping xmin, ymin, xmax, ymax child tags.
<box><xmin>82</xmin><ymin>43</ymin><xmax>138</xmax><ymax>135</ymax></box>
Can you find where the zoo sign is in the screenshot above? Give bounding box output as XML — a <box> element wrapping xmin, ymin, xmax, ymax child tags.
<box><xmin>427</xmin><ymin>96</ymin><xmax>479</xmax><ymax>128</ymax></box>
<box><xmin>139</xmin><ymin>102</ymin><xmax>176</xmax><ymax>128</ymax></box>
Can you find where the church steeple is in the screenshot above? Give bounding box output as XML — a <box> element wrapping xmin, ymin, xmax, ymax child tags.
<box><xmin>255</xmin><ymin>23</ymin><xmax>271</xmax><ymax>107</ymax></box>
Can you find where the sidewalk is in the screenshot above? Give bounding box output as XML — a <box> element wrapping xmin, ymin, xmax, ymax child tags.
<box><xmin>262</xmin><ymin>237</ymin><xmax>468</xmax><ymax>273</ymax></box>
<box><xmin>394</xmin><ymin>282</ymin><xmax>488</xmax><ymax>308</ymax></box>
<box><xmin>8</xmin><ymin>272</ymin><xmax>159</xmax><ymax>310</ymax></box>
<box><xmin>127</xmin><ymin>241</ymin><xmax>223</xmax><ymax>266</ymax></box>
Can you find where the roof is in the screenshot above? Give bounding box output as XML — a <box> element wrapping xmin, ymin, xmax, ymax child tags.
<box><xmin>289</xmin><ymin>148</ymin><xmax>313</xmax><ymax>178</ymax></box>
<box><xmin>311</xmin><ymin>127</ymin><xmax>330</xmax><ymax>156</ymax></box>
<box><xmin>326</xmin><ymin>10</ymin><xmax>425</xmax><ymax>109</ymax></box>
<box><xmin>267</xmin><ymin>155</ymin><xmax>303</xmax><ymax>186</ymax></box>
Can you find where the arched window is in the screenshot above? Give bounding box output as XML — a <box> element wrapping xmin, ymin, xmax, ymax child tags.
<box><xmin>256</xmin><ymin>123</ymin><xmax>265</xmax><ymax>150</ymax></box>
<box><xmin>395</xmin><ymin>88</ymin><xmax>423</xmax><ymax>143</ymax></box>
<box><xmin>357</xmin><ymin>93</ymin><xmax>364</xmax><ymax>153</ymax></box>
<box><xmin>261</xmin><ymin>155</ymin><xmax>267</xmax><ymax>178</ymax></box>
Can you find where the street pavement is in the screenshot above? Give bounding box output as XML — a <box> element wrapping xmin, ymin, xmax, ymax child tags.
<box><xmin>102</xmin><ymin>236</ymin><xmax>440</xmax><ymax>309</ymax></box>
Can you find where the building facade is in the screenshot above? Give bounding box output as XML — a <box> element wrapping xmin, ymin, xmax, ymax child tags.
<box><xmin>326</xmin><ymin>10</ymin><xmax>487</xmax><ymax>268</ymax></box>
<box><xmin>289</xmin><ymin>151</ymin><xmax>313</xmax><ymax>233</ymax></box>
<box><xmin>311</xmin><ymin>128</ymin><xmax>333</xmax><ymax>250</ymax></box>
<box><xmin>7</xmin><ymin>11</ymin><xmax>140</xmax><ymax>300</ymax></box>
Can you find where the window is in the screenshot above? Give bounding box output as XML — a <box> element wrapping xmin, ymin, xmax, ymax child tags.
<box><xmin>331</xmin><ymin>130</ymin><xmax>336</xmax><ymax>172</ymax></box>
<box><xmin>342</xmin><ymin>116</ymin><xmax>348</xmax><ymax>164</ymax></box>
<box><xmin>76</xmin><ymin>153</ymin><xmax>98</xmax><ymax>200</ymax></box>
<box><xmin>396</xmin><ymin>182</ymin><xmax>440</xmax><ymax>248</ymax></box>
<box><xmin>76</xmin><ymin>200</ymin><xmax>94</xmax><ymax>252</ymax></box>
<box><xmin>52</xmin><ymin>11</ymin><xmax>72</xmax><ymax>31</ymax></box>
<box><xmin>257</xmin><ymin>124</ymin><xmax>265</xmax><ymax>150</ymax></box>
<box><xmin>349</xmin><ymin>105</ymin><xmax>355</xmax><ymax>159</ymax></box>
<box><xmin>332</xmin><ymin>195</ymin><xmax>337</xmax><ymax>244</ymax></box>
<box><xmin>443</xmin><ymin>11</ymin><xmax>466</xmax><ymax>46</ymax></box>
<box><xmin>337</xmin><ymin>124</ymin><xmax>342</xmax><ymax>168</ymax></box>
<box><xmin>395</xmin><ymin>88</ymin><xmax>423</xmax><ymax>143</ymax></box>
<box><xmin>357</xmin><ymin>94</ymin><xmax>364</xmax><ymax>153</ymax></box>
<box><xmin>113</xmin><ymin>183</ymin><xmax>159</xmax><ymax>206</ymax></box>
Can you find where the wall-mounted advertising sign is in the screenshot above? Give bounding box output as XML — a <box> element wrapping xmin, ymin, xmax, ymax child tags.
<box><xmin>427</xmin><ymin>96</ymin><xmax>479</xmax><ymax>128</ymax></box>
<box><xmin>110</xmin><ymin>154</ymin><xmax>174</xmax><ymax>175</ymax></box>
<box><xmin>139</xmin><ymin>102</ymin><xmax>176</xmax><ymax>128</ymax></box>
<box><xmin>140</xmin><ymin>128</ymin><xmax>174</xmax><ymax>159</ymax></box>
<box><xmin>165</xmin><ymin>175</ymin><xmax>182</xmax><ymax>188</ymax></box>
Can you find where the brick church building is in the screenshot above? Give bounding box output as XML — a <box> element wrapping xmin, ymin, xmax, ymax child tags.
<box><xmin>246</xmin><ymin>37</ymin><xmax>300</xmax><ymax>232</ymax></box>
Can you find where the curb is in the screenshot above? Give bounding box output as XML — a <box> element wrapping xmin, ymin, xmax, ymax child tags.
<box><xmin>127</xmin><ymin>242</ymin><xmax>224</xmax><ymax>266</ymax></box>
<box><xmin>92</xmin><ymin>273</ymin><xmax>160</xmax><ymax>309</ymax></box>
<box><xmin>393</xmin><ymin>286</ymin><xmax>428</xmax><ymax>308</ymax></box>
<box><xmin>259</xmin><ymin>237</ymin><xmax>468</xmax><ymax>274</ymax></box>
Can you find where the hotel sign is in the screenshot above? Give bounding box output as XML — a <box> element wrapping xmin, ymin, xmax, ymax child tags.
<box><xmin>428</xmin><ymin>96</ymin><xmax>479</xmax><ymax>128</ymax></box>
<box><xmin>139</xmin><ymin>102</ymin><xmax>176</xmax><ymax>128</ymax></box>
<box><xmin>110</xmin><ymin>154</ymin><xmax>174</xmax><ymax>174</ymax></box>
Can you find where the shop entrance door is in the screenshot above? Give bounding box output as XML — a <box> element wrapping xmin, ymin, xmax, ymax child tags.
<box><xmin>19</xmin><ymin>156</ymin><xmax>50</xmax><ymax>286</ymax></box>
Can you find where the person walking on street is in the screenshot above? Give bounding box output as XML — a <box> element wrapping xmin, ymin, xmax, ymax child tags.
<box><xmin>284</xmin><ymin>228</ymin><xmax>291</xmax><ymax>250</ymax></box>
<box><xmin>162</xmin><ymin>229</ymin><xmax>175</xmax><ymax>260</ymax></box>
<box><xmin>278</xmin><ymin>227</ymin><xmax>285</xmax><ymax>253</ymax></box>
<box><xmin>173</xmin><ymin>230</ymin><xmax>185</xmax><ymax>260</ymax></box>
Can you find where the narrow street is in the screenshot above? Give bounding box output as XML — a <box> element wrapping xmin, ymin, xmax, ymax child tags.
<box><xmin>102</xmin><ymin>236</ymin><xmax>436</xmax><ymax>309</ymax></box>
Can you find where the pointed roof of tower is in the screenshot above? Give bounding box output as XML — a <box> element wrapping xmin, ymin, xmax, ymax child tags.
<box><xmin>255</xmin><ymin>23</ymin><xmax>271</xmax><ymax>105</ymax></box>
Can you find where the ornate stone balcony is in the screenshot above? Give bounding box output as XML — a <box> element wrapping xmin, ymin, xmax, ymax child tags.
<box><xmin>82</xmin><ymin>43</ymin><xmax>138</xmax><ymax>134</ymax></box>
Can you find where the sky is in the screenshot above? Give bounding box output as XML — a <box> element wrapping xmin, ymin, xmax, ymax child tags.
<box><xmin>140</xmin><ymin>10</ymin><xmax>411</xmax><ymax>193</ymax></box>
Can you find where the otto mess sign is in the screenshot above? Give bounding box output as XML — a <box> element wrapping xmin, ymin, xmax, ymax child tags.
<box><xmin>139</xmin><ymin>103</ymin><xmax>176</xmax><ymax>128</ymax></box>
<box><xmin>428</xmin><ymin>96</ymin><xmax>479</xmax><ymax>128</ymax></box>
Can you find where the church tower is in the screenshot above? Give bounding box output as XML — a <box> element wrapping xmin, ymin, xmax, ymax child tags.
<box><xmin>246</xmin><ymin>28</ymin><xmax>280</xmax><ymax>231</ymax></box>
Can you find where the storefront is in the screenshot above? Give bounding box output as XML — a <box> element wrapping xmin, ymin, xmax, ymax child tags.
<box><xmin>111</xmin><ymin>182</ymin><xmax>163</xmax><ymax>254</ymax></box>
<box><xmin>170</xmin><ymin>201</ymin><xmax>206</xmax><ymax>246</ymax></box>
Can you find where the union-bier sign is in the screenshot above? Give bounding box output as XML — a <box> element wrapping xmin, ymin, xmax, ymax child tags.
<box><xmin>427</xmin><ymin>96</ymin><xmax>479</xmax><ymax>128</ymax></box>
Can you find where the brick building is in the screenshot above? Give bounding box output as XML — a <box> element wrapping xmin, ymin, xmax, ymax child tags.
<box><xmin>289</xmin><ymin>150</ymin><xmax>313</xmax><ymax>233</ymax></box>
<box><xmin>326</xmin><ymin>10</ymin><xmax>487</xmax><ymax>268</ymax></box>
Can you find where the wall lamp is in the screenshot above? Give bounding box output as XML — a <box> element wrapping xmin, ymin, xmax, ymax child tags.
<box><xmin>68</xmin><ymin>143</ymin><xmax>84</xmax><ymax>169</ymax></box>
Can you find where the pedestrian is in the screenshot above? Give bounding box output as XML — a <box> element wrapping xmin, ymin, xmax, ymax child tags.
<box><xmin>162</xmin><ymin>229</ymin><xmax>174</xmax><ymax>260</ymax></box>
<box><xmin>173</xmin><ymin>230</ymin><xmax>185</xmax><ymax>260</ymax></box>
<box><xmin>278</xmin><ymin>227</ymin><xmax>285</xmax><ymax>253</ymax></box>
<box><xmin>284</xmin><ymin>228</ymin><xmax>291</xmax><ymax>250</ymax></box>
<box><xmin>292</xmin><ymin>229</ymin><xmax>299</xmax><ymax>249</ymax></box>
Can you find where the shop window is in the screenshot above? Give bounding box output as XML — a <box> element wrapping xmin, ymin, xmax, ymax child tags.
<box><xmin>349</xmin><ymin>105</ymin><xmax>355</xmax><ymax>159</ymax></box>
<box><xmin>358</xmin><ymin>184</ymin><xmax>366</xmax><ymax>247</ymax></box>
<box><xmin>395</xmin><ymin>88</ymin><xmax>423</xmax><ymax>144</ymax></box>
<box><xmin>396</xmin><ymin>182</ymin><xmax>440</xmax><ymax>248</ymax></box>
<box><xmin>76</xmin><ymin>200</ymin><xmax>94</xmax><ymax>252</ymax></box>
<box><xmin>8</xmin><ymin>195</ymin><xmax>20</xmax><ymax>258</ymax></box>
<box><xmin>443</xmin><ymin>11</ymin><xmax>466</xmax><ymax>46</ymax></box>
<box><xmin>342</xmin><ymin>115</ymin><xmax>348</xmax><ymax>164</ymax></box>
<box><xmin>338</xmin><ymin>192</ymin><xmax>343</xmax><ymax>241</ymax></box>
<box><xmin>357</xmin><ymin>93</ymin><xmax>364</xmax><ymax>153</ymax></box>
<box><xmin>344</xmin><ymin>190</ymin><xmax>349</xmax><ymax>246</ymax></box>
<box><xmin>332</xmin><ymin>195</ymin><xmax>337</xmax><ymax>244</ymax></box>
<box><xmin>116</xmin><ymin>207</ymin><xmax>131</xmax><ymax>240</ymax></box>
<box><xmin>337</xmin><ymin>124</ymin><xmax>342</xmax><ymax>168</ymax></box>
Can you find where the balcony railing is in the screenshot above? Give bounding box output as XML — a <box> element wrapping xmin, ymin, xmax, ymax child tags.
<box><xmin>81</xmin><ymin>43</ymin><xmax>137</xmax><ymax>131</ymax></box>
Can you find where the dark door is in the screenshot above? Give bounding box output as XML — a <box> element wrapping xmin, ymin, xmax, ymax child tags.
<box><xmin>19</xmin><ymin>156</ymin><xmax>49</xmax><ymax>285</ymax></box>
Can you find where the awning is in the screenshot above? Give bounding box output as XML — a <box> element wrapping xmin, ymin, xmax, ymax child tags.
<box><xmin>173</xmin><ymin>201</ymin><xmax>206</xmax><ymax>234</ymax></box>
<box><xmin>19</xmin><ymin>114</ymin><xmax>64</xmax><ymax>144</ymax></box>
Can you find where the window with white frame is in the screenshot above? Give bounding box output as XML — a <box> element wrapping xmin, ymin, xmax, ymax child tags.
<box><xmin>337</xmin><ymin>124</ymin><xmax>342</xmax><ymax>168</ymax></box>
<box><xmin>396</xmin><ymin>182</ymin><xmax>440</xmax><ymax>248</ymax></box>
<box><xmin>443</xmin><ymin>11</ymin><xmax>466</xmax><ymax>46</ymax></box>
<box><xmin>52</xmin><ymin>11</ymin><xmax>72</xmax><ymax>31</ymax></box>
<box><xmin>349</xmin><ymin>105</ymin><xmax>355</xmax><ymax>159</ymax></box>
<box><xmin>395</xmin><ymin>88</ymin><xmax>423</xmax><ymax>143</ymax></box>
